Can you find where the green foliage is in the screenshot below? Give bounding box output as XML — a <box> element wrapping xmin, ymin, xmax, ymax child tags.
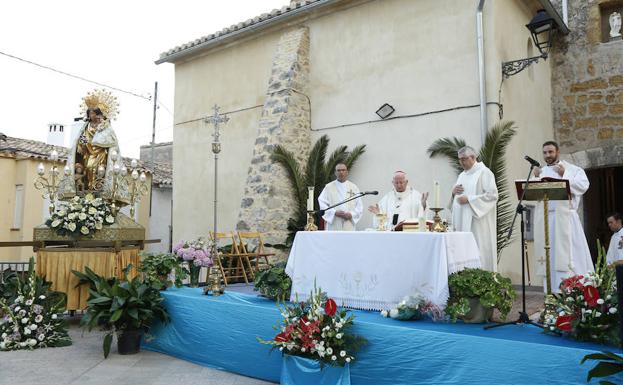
<box><xmin>581</xmin><ymin>351</ymin><xmax>623</xmax><ymax>385</ymax></box>
<box><xmin>253</xmin><ymin>261</ymin><xmax>292</xmax><ymax>301</ymax></box>
<box><xmin>139</xmin><ymin>252</ymin><xmax>189</xmax><ymax>289</ymax></box>
<box><xmin>445</xmin><ymin>268</ymin><xmax>516</xmax><ymax>322</ymax></box>
<box><xmin>72</xmin><ymin>266</ymin><xmax>170</xmax><ymax>358</ymax></box>
<box><xmin>272</xmin><ymin>135</ymin><xmax>366</xmax><ymax>244</ymax></box>
<box><xmin>427</xmin><ymin>121</ymin><xmax>518</xmax><ymax>258</ymax></box>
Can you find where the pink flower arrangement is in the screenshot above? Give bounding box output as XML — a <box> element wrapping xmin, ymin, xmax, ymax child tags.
<box><xmin>173</xmin><ymin>238</ymin><xmax>213</xmax><ymax>267</ymax></box>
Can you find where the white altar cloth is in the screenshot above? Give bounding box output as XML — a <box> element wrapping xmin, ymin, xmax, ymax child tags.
<box><xmin>285</xmin><ymin>231</ymin><xmax>481</xmax><ymax>310</ymax></box>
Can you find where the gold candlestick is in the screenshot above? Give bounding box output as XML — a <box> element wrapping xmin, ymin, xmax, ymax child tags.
<box><xmin>430</xmin><ymin>207</ymin><xmax>447</xmax><ymax>232</ymax></box>
<box><xmin>304</xmin><ymin>212</ymin><xmax>318</xmax><ymax>231</ymax></box>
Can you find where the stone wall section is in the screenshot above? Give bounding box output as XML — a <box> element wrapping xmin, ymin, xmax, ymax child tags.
<box><xmin>236</xmin><ymin>27</ymin><xmax>311</xmax><ymax>247</ymax></box>
<box><xmin>550</xmin><ymin>0</ymin><xmax>623</xmax><ymax>157</ymax></box>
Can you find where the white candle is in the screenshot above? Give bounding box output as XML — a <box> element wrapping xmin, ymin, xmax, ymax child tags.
<box><xmin>434</xmin><ymin>181</ymin><xmax>440</xmax><ymax>208</ymax></box>
<box><xmin>307</xmin><ymin>187</ymin><xmax>314</xmax><ymax>211</ymax></box>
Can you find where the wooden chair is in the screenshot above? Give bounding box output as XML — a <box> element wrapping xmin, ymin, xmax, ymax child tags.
<box><xmin>236</xmin><ymin>232</ymin><xmax>275</xmax><ymax>279</ymax></box>
<box><xmin>209</xmin><ymin>231</ymin><xmax>250</xmax><ymax>285</ymax></box>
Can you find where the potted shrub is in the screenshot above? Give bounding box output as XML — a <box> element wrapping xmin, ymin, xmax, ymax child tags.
<box><xmin>253</xmin><ymin>261</ymin><xmax>292</xmax><ymax>301</ymax></box>
<box><xmin>139</xmin><ymin>252</ymin><xmax>189</xmax><ymax>289</ymax></box>
<box><xmin>445</xmin><ymin>268</ymin><xmax>516</xmax><ymax>323</ymax></box>
<box><xmin>73</xmin><ymin>266</ymin><xmax>170</xmax><ymax>357</ymax></box>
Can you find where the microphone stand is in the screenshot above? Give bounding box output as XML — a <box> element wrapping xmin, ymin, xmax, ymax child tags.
<box><xmin>485</xmin><ymin>163</ymin><xmax>541</xmax><ymax>329</ymax></box>
<box><xmin>308</xmin><ymin>191</ymin><xmax>368</xmax><ymax>217</ymax></box>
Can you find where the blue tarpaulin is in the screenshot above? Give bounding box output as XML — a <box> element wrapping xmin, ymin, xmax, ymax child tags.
<box><xmin>143</xmin><ymin>288</ymin><xmax>623</xmax><ymax>385</ymax></box>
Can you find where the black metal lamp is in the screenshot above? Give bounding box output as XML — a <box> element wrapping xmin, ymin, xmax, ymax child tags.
<box><xmin>502</xmin><ymin>9</ymin><xmax>555</xmax><ymax>78</ymax></box>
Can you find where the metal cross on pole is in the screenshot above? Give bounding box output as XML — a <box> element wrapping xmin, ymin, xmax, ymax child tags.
<box><xmin>204</xmin><ymin>104</ymin><xmax>229</xmax><ymax>242</ymax></box>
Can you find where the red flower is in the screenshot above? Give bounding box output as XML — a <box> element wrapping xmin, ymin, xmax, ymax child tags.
<box><xmin>324</xmin><ymin>298</ymin><xmax>337</xmax><ymax>317</ymax></box>
<box><xmin>582</xmin><ymin>285</ymin><xmax>600</xmax><ymax>307</ymax></box>
<box><xmin>275</xmin><ymin>332</ymin><xmax>290</xmax><ymax>342</ymax></box>
<box><xmin>560</xmin><ymin>275</ymin><xmax>584</xmax><ymax>291</ymax></box>
<box><xmin>555</xmin><ymin>314</ymin><xmax>575</xmax><ymax>332</ymax></box>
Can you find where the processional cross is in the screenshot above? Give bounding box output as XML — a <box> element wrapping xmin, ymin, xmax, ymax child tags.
<box><xmin>204</xmin><ymin>104</ymin><xmax>229</xmax><ymax>253</ymax></box>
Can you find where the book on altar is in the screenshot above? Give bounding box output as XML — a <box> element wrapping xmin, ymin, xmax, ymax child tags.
<box><xmin>393</xmin><ymin>219</ymin><xmax>433</xmax><ymax>232</ymax></box>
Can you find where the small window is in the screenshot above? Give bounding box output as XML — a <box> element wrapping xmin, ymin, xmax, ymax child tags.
<box><xmin>13</xmin><ymin>185</ymin><xmax>25</xmax><ymax>229</ymax></box>
<box><xmin>600</xmin><ymin>3</ymin><xmax>623</xmax><ymax>43</ymax></box>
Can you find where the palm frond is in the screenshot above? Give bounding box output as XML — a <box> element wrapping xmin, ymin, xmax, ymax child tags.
<box><xmin>479</xmin><ymin>121</ymin><xmax>517</xmax><ymax>255</ymax></box>
<box><xmin>343</xmin><ymin>144</ymin><xmax>367</xmax><ymax>172</ymax></box>
<box><xmin>426</xmin><ymin>137</ymin><xmax>466</xmax><ymax>174</ymax></box>
<box><xmin>271</xmin><ymin>145</ymin><xmax>306</xmax><ymax>207</ymax></box>
<box><xmin>304</xmin><ymin>135</ymin><xmax>329</xmax><ymax>190</ymax></box>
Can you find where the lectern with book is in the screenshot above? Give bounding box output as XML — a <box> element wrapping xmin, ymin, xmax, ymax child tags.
<box><xmin>514</xmin><ymin>177</ymin><xmax>571</xmax><ymax>294</ymax></box>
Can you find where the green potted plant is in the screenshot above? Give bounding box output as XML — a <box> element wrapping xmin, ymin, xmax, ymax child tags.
<box><xmin>253</xmin><ymin>261</ymin><xmax>292</xmax><ymax>301</ymax></box>
<box><xmin>73</xmin><ymin>266</ymin><xmax>170</xmax><ymax>357</ymax></box>
<box><xmin>139</xmin><ymin>252</ymin><xmax>189</xmax><ymax>289</ymax></box>
<box><xmin>445</xmin><ymin>268</ymin><xmax>516</xmax><ymax>323</ymax></box>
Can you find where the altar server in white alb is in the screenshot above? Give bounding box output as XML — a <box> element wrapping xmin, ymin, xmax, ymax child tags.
<box><xmin>606</xmin><ymin>212</ymin><xmax>623</xmax><ymax>264</ymax></box>
<box><xmin>318</xmin><ymin>163</ymin><xmax>363</xmax><ymax>231</ymax></box>
<box><xmin>368</xmin><ymin>171</ymin><xmax>429</xmax><ymax>229</ymax></box>
<box><xmin>451</xmin><ymin>146</ymin><xmax>498</xmax><ymax>272</ymax></box>
<box><xmin>533</xmin><ymin>141</ymin><xmax>594</xmax><ymax>292</ymax></box>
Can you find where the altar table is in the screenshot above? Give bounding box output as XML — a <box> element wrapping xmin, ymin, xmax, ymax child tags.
<box><xmin>286</xmin><ymin>231</ymin><xmax>481</xmax><ymax>310</ymax></box>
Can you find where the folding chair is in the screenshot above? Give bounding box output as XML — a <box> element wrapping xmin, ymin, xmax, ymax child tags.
<box><xmin>236</xmin><ymin>231</ymin><xmax>275</xmax><ymax>279</ymax></box>
<box><xmin>210</xmin><ymin>231</ymin><xmax>250</xmax><ymax>285</ymax></box>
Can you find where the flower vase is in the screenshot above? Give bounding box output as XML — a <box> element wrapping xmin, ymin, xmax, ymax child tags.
<box><xmin>189</xmin><ymin>264</ymin><xmax>201</xmax><ymax>288</ymax></box>
<box><xmin>462</xmin><ymin>297</ymin><xmax>493</xmax><ymax>323</ymax></box>
<box><xmin>280</xmin><ymin>355</ymin><xmax>351</xmax><ymax>385</ymax></box>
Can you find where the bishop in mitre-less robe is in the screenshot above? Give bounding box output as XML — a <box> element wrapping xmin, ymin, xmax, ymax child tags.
<box><xmin>318</xmin><ymin>179</ymin><xmax>363</xmax><ymax>231</ymax></box>
<box><xmin>451</xmin><ymin>162</ymin><xmax>498</xmax><ymax>272</ymax></box>
<box><xmin>533</xmin><ymin>160</ymin><xmax>594</xmax><ymax>292</ymax></box>
<box><xmin>372</xmin><ymin>187</ymin><xmax>426</xmax><ymax>230</ymax></box>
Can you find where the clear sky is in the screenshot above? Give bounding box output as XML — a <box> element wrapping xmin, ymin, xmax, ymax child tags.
<box><xmin>0</xmin><ymin>0</ymin><xmax>287</xmax><ymax>158</ymax></box>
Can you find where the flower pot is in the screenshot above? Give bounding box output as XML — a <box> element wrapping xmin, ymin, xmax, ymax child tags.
<box><xmin>117</xmin><ymin>329</ymin><xmax>143</xmax><ymax>355</ymax></box>
<box><xmin>462</xmin><ymin>298</ymin><xmax>493</xmax><ymax>324</ymax></box>
<box><xmin>280</xmin><ymin>355</ymin><xmax>351</xmax><ymax>385</ymax></box>
<box><xmin>189</xmin><ymin>264</ymin><xmax>201</xmax><ymax>288</ymax></box>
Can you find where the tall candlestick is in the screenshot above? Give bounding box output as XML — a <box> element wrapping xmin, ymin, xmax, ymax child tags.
<box><xmin>433</xmin><ymin>181</ymin><xmax>440</xmax><ymax>208</ymax></box>
<box><xmin>307</xmin><ymin>186</ymin><xmax>314</xmax><ymax>211</ymax></box>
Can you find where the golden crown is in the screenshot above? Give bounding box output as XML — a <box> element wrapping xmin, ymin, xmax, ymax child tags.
<box><xmin>80</xmin><ymin>89</ymin><xmax>119</xmax><ymax>120</ymax></box>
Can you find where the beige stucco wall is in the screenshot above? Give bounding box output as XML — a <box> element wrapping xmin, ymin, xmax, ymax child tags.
<box><xmin>170</xmin><ymin>0</ymin><xmax>554</xmax><ymax>283</ymax></box>
<box><xmin>0</xmin><ymin>157</ymin><xmax>152</xmax><ymax>262</ymax></box>
<box><xmin>485</xmin><ymin>0</ymin><xmax>555</xmax><ymax>284</ymax></box>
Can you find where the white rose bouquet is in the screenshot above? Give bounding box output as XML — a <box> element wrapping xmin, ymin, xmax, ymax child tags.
<box><xmin>45</xmin><ymin>194</ymin><xmax>115</xmax><ymax>237</ymax></box>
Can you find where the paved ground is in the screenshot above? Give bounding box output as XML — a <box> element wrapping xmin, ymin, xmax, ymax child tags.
<box><xmin>492</xmin><ymin>284</ymin><xmax>545</xmax><ymax>323</ymax></box>
<box><xmin>0</xmin><ymin>283</ymin><xmax>546</xmax><ymax>385</ymax></box>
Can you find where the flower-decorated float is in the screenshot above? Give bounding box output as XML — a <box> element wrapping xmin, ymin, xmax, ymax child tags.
<box><xmin>32</xmin><ymin>89</ymin><xmax>150</xmax><ymax>311</ymax></box>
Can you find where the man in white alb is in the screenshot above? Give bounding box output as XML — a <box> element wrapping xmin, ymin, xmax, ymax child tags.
<box><xmin>368</xmin><ymin>171</ymin><xmax>429</xmax><ymax>229</ymax></box>
<box><xmin>451</xmin><ymin>146</ymin><xmax>498</xmax><ymax>272</ymax></box>
<box><xmin>606</xmin><ymin>212</ymin><xmax>623</xmax><ymax>264</ymax></box>
<box><xmin>533</xmin><ymin>141</ymin><xmax>594</xmax><ymax>292</ymax></box>
<box><xmin>318</xmin><ymin>163</ymin><xmax>363</xmax><ymax>231</ymax></box>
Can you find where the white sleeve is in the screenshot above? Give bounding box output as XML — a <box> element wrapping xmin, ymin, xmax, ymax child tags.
<box><xmin>318</xmin><ymin>186</ymin><xmax>335</xmax><ymax>224</ymax></box>
<box><xmin>467</xmin><ymin>170</ymin><xmax>498</xmax><ymax>219</ymax></box>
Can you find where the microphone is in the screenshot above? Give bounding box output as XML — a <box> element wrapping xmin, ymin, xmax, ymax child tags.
<box><xmin>362</xmin><ymin>191</ymin><xmax>379</xmax><ymax>195</ymax></box>
<box><xmin>524</xmin><ymin>156</ymin><xmax>541</xmax><ymax>168</ymax></box>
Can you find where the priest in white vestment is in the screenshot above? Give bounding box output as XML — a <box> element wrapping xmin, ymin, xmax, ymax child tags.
<box><xmin>368</xmin><ymin>171</ymin><xmax>428</xmax><ymax>230</ymax></box>
<box><xmin>318</xmin><ymin>163</ymin><xmax>363</xmax><ymax>231</ymax></box>
<box><xmin>533</xmin><ymin>141</ymin><xmax>594</xmax><ymax>293</ymax></box>
<box><xmin>606</xmin><ymin>212</ymin><xmax>623</xmax><ymax>264</ymax></box>
<box><xmin>451</xmin><ymin>146</ymin><xmax>498</xmax><ymax>272</ymax></box>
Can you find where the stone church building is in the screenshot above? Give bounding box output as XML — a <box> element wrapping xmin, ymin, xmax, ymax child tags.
<box><xmin>156</xmin><ymin>0</ymin><xmax>619</xmax><ymax>282</ymax></box>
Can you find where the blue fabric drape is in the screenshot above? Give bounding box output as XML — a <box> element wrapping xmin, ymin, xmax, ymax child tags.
<box><xmin>280</xmin><ymin>355</ymin><xmax>350</xmax><ymax>385</ymax></box>
<box><xmin>143</xmin><ymin>288</ymin><xmax>623</xmax><ymax>385</ymax></box>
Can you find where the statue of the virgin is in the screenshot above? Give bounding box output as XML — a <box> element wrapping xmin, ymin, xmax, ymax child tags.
<box><xmin>59</xmin><ymin>89</ymin><xmax>129</xmax><ymax>204</ymax></box>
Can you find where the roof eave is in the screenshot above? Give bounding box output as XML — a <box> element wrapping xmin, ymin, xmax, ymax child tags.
<box><xmin>155</xmin><ymin>0</ymin><xmax>340</xmax><ymax>65</ymax></box>
<box><xmin>537</xmin><ymin>0</ymin><xmax>570</xmax><ymax>34</ymax></box>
